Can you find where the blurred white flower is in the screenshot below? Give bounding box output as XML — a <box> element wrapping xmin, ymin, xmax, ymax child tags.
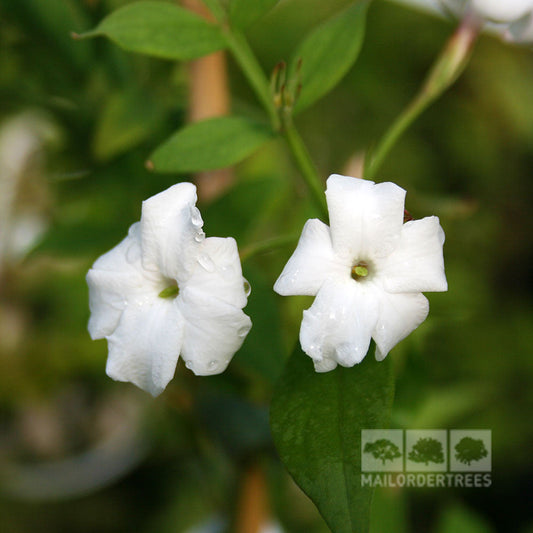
<box><xmin>87</xmin><ymin>183</ymin><xmax>252</xmax><ymax>396</ymax></box>
<box><xmin>393</xmin><ymin>0</ymin><xmax>533</xmax><ymax>42</ymax></box>
<box><xmin>274</xmin><ymin>175</ymin><xmax>447</xmax><ymax>371</ymax></box>
<box><xmin>0</xmin><ymin>112</ymin><xmax>56</xmax><ymax>275</ymax></box>
<box><xmin>451</xmin><ymin>0</ymin><xmax>533</xmax><ymax>42</ymax></box>
<box><xmin>469</xmin><ymin>0</ymin><xmax>533</xmax><ymax>22</ymax></box>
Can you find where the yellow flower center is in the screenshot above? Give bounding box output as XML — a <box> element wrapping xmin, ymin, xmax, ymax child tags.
<box><xmin>158</xmin><ymin>280</ymin><xmax>179</xmax><ymax>298</ymax></box>
<box><xmin>351</xmin><ymin>261</ymin><xmax>369</xmax><ymax>281</ymax></box>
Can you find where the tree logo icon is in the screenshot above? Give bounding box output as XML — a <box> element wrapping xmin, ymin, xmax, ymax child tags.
<box><xmin>408</xmin><ymin>437</ymin><xmax>445</xmax><ymax>466</ymax></box>
<box><xmin>454</xmin><ymin>436</ymin><xmax>488</xmax><ymax>466</ymax></box>
<box><xmin>361</xmin><ymin>430</ymin><xmax>403</xmax><ymax>471</ymax></box>
<box><xmin>450</xmin><ymin>430</ymin><xmax>491</xmax><ymax>472</ymax></box>
<box><xmin>364</xmin><ymin>438</ymin><xmax>402</xmax><ymax>465</ymax></box>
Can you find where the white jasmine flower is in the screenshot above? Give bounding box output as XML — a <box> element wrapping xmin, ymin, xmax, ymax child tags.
<box><xmin>395</xmin><ymin>0</ymin><xmax>533</xmax><ymax>43</ymax></box>
<box><xmin>469</xmin><ymin>0</ymin><xmax>533</xmax><ymax>22</ymax></box>
<box><xmin>274</xmin><ymin>175</ymin><xmax>447</xmax><ymax>372</ymax></box>
<box><xmin>87</xmin><ymin>183</ymin><xmax>252</xmax><ymax>396</ymax></box>
<box><xmin>442</xmin><ymin>0</ymin><xmax>533</xmax><ymax>42</ymax></box>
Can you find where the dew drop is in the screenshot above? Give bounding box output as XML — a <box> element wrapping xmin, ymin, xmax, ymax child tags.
<box><xmin>208</xmin><ymin>360</ymin><xmax>218</xmax><ymax>370</ymax></box>
<box><xmin>126</xmin><ymin>242</ymin><xmax>141</xmax><ymax>264</ymax></box>
<box><xmin>185</xmin><ymin>360</ymin><xmax>193</xmax><ymax>370</ymax></box>
<box><xmin>190</xmin><ymin>206</ymin><xmax>203</xmax><ymax>227</ymax></box>
<box><xmin>243</xmin><ymin>278</ymin><xmax>251</xmax><ymax>297</ymax></box>
<box><xmin>194</xmin><ymin>230</ymin><xmax>205</xmax><ymax>242</ymax></box>
<box><xmin>197</xmin><ymin>253</ymin><xmax>215</xmax><ymax>272</ymax></box>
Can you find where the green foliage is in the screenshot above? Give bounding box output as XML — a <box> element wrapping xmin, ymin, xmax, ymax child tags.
<box><xmin>270</xmin><ymin>346</ymin><xmax>394</xmax><ymax>533</ymax></box>
<box><xmin>93</xmin><ymin>89</ymin><xmax>163</xmax><ymax>161</ymax></box>
<box><xmin>2</xmin><ymin>0</ymin><xmax>533</xmax><ymax>531</ymax></box>
<box><xmin>291</xmin><ymin>0</ymin><xmax>371</xmax><ymax>113</ymax></box>
<box><xmin>78</xmin><ymin>1</ymin><xmax>227</xmax><ymax>60</ymax></box>
<box><xmin>14</xmin><ymin>0</ymin><xmax>92</xmax><ymax>69</ymax></box>
<box><xmin>455</xmin><ymin>437</ymin><xmax>488</xmax><ymax>466</ymax></box>
<box><xmin>408</xmin><ymin>437</ymin><xmax>445</xmax><ymax>465</ymax></box>
<box><xmin>364</xmin><ymin>438</ymin><xmax>402</xmax><ymax>465</ymax></box>
<box><xmin>435</xmin><ymin>504</ymin><xmax>495</xmax><ymax>533</ymax></box>
<box><xmin>229</xmin><ymin>0</ymin><xmax>279</xmax><ymax>29</ymax></box>
<box><xmin>150</xmin><ymin>116</ymin><xmax>274</xmax><ymax>172</ymax></box>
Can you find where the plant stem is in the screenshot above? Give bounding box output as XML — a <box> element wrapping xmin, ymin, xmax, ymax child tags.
<box><xmin>283</xmin><ymin>119</ymin><xmax>328</xmax><ymax>219</ymax></box>
<box><xmin>364</xmin><ymin>13</ymin><xmax>480</xmax><ymax>180</ymax></box>
<box><xmin>223</xmin><ymin>26</ymin><xmax>326</xmax><ymax>217</ymax></box>
<box><xmin>224</xmin><ymin>29</ymin><xmax>280</xmax><ymax>130</ymax></box>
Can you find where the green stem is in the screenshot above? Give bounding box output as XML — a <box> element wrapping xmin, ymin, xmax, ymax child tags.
<box><xmin>365</xmin><ymin>93</ymin><xmax>430</xmax><ymax>180</ymax></box>
<box><xmin>222</xmin><ymin>24</ymin><xmax>326</xmax><ymax>217</ymax></box>
<box><xmin>283</xmin><ymin>120</ymin><xmax>328</xmax><ymax>219</ymax></box>
<box><xmin>364</xmin><ymin>13</ymin><xmax>480</xmax><ymax>180</ymax></box>
<box><xmin>224</xmin><ymin>29</ymin><xmax>280</xmax><ymax>130</ymax></box>
<box><xmin>224</xmin><ymin>27</ymin><xmax>326</xmax><ymax>217</ymax></box>
<box><xmin>240</xmin><ymin>234</ymin><xmax>299</xmax><ymax>262</ymax></box>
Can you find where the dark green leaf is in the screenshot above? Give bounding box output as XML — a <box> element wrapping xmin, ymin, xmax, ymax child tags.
<box><xmin>18</xmin><ymin>0</ymin><xmax>92</xmax><ymax>69</ymax></box>
<box><xmin>196</xmin><ymin>394</ymin><xmax>271</xmax><ymax>458</ymax></box>
<box><xmin>292</xmin><ymin>1</ymin><xmax>370</xmax><ymax>113</ymax></box>
<box><xmin>229</xmin><ymin>0</ymin><xmax>279</xmax><ymax>29</ymax></box>
<box><xmin>150</xmin><ymin>116</ymin><xmax>274</xmax><ymax>172</ymax></box>
<box><xmin>78</xmin><ymin>1</ymin><xmax>226</xmax><ymax>60</ymax></box>
<box><xmin>270</xmin><ymin>344</ymin><xmax>394</xmax><ymax>533</ymax></box>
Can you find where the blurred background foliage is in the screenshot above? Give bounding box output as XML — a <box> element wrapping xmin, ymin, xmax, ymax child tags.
<box><xmin>0</xmin><ymin>0</ymin><xmax>532</xmax><ymax>531</ymax></box>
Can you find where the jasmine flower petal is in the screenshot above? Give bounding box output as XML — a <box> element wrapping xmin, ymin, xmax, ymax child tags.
<box><xmin>178</xmin><ymin>286</ymin><xmax>252</xmax><ymax>375</ymax></box>
<box><xmin>140</xmin><ymin>182</ymin><xmax>202</xmax><ymax>282</ymax></box>
<box><xmin>274</xmin><ymin>219</ymin><xmax>347</xmax><ymax>296</ymax></box>
<box><xmin>380</xmin><ymin>217</ymin><xmax>448</xmax><ymax>293</ymax></box>
<box><xmin>373</xmin><ymin>292</ymin><xmax>429</xmax><ymax>361</ymax></box>
<box><xmin>188</xmin><ymin>237</ymin><xmax>249</xmax><ymax>308</ymax></box>
<box><xmin>300</xmin><ymin>279</ymin><xmax>379</xmax><ymax>369</ymax></box>
<box><xmin>325</xmin><ymin>174</ymin><xmax>406</xmax><ymax>261</ymax></box>
<box><xmin>106</xmin><ymin>299</ymin><xmax>185</xmax><ymax>397</ymax></box>
<box><xmin>87</xmin><ymin>224</ymin><xmax>151</xmax><ymax>339</ymax></box>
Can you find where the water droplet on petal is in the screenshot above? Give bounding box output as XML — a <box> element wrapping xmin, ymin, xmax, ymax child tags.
<box><xmin>243</xmin><ymin>278</ymin><xmax>251</xmax><ymax>297</ymax></box>
<box><xmin>194</xmin><ymin>230</ymin><xmax>205</xmax><ymax>242</ymax></box>
<box><xmin>126</xmin><ymin>242</ymin><xmax>141</xmax><ymax>264</ymax></box>
<box><xmin>190</xmin><ymin>206</ymin><xmax>203</xmax><ymax>227</ymax></box>
<box><xmin>197</xmin><ymin>253</ymin><xmax>215</xmax><ymax>272</ymax></box>
<box><xmin>208</xmin><ymin>360</ymin><xmax>218</xmax><ymax>370</ymax></box>
<box><xmin>185</xmin><ymin>360</ymin><xmax>193</xmax><ymax>370</ymax></box>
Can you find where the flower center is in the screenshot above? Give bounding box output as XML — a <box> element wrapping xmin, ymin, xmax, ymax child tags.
<box><xmin>351</xmin><ymin>261</ymin><xmax>370</xmax><ymax>281</ymax></box>
<box><xmin>158</xmin><ymin>280</ymin><xmax>179</xmax><ymax>299</ymax></box>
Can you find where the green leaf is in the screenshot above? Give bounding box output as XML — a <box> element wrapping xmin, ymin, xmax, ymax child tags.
<box><xmin>150</xmin><ymin>116</ymin><xmax>274</xmax><ymax>172</ymax></box>
<box><xmin>93</xmin><ymin>90</ymin><xmax>163</xmax><ymax>161</ymax></box>
<box><xmin>291</xmin><ymin>0</ymin><xmax>371</xmax><ymax>113</ymax></box>
<box><xmin>229</xmin><ymin>0</ymin><xmax>279</xmax><ymax>29</ymax></box>
<box><xmin>270</xmin><ymin>344</ymin><xmax>394</xmax><ymax>533</ymax></box>
<box><xmin>78</xmin><ymin>1</ymin><xmax>226</xmax><ymax>60</ymax></box>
